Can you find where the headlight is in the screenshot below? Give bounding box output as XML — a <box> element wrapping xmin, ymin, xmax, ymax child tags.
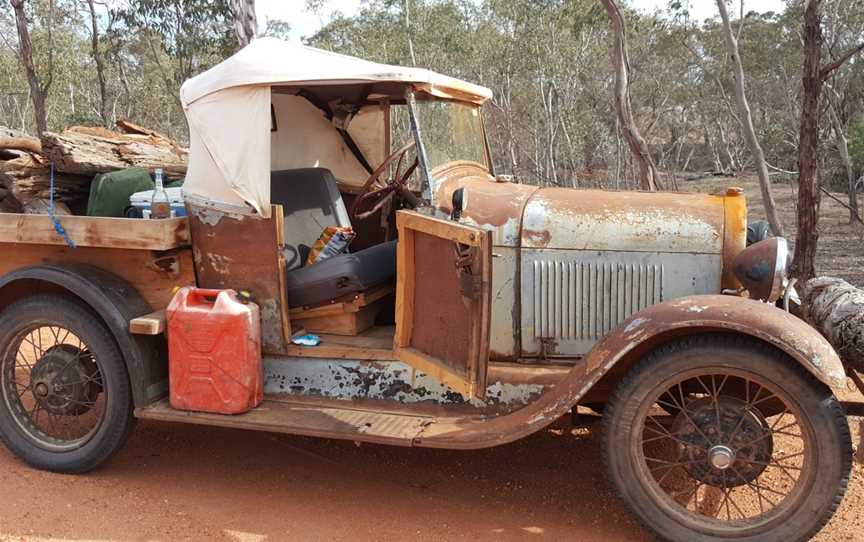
<box><xmin>731</xmin><ymin>237</ymin><xmax>789</xmax><ymax>302</ymax></box>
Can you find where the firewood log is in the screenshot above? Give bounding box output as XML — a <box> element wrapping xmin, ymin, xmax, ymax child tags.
<box><xmin>40</xmin><ymin>128</ymin><xmax>187</xmax><ymax>179</ymax></box>
<box><xmin>801</xmin><ymin>277</ymin><xmax>864</xmax><ymax>372</ymax></box>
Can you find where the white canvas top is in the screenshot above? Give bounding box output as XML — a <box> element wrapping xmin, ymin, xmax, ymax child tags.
<box><xmin>180</xmin><ymin>38</ymin><xmax>492</xmax><ymax>218</ymax></box>
<box><xmin>180</xmin><ymin>37</ymin><xmax>493</xmax><ymax>106</ymax></box>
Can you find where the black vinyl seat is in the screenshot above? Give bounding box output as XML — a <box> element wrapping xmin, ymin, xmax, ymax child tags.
<box><xmin>284</xmin><ymin>240</ymin><xmax>397</xmax><ymax>308</ymax></box>
<box><xmin>270</xmin><ymin>167</ymin><xmax>397</xmax><ymax>308</ymax></box>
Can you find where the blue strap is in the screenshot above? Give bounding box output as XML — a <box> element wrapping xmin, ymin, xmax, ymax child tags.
<box><xmin>49</xmin><ymin>161</ymin><xmax>76</xmax><ymax>249</ymax></box>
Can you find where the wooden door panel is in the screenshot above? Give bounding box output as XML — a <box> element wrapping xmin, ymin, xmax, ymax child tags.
<box><xmin>394</xmin><ymin>211</ymin><xmax>491</xmax><ymax>399</ymax></box>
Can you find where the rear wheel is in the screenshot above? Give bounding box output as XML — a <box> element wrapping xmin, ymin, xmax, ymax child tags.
<box><xmin>0</xmin><ymin>295</ymin><xmax>134</xmax><ymax>473</ymax></box>
<box><xmin>603</xmin><ymin>335</ymin><xmax>851</xmax><ymax>542</ymax></box>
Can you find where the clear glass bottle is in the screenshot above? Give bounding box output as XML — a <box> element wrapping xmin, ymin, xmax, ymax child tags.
<box><xmin>150</xmin><ymin>168</ymin><xmax>171</xmax><ymax>219</ymax></box>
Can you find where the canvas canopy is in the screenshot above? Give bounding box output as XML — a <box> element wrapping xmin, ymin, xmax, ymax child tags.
<box><xmin>180</xmin><ymin>37</ymin><xmax>493</xmax><ymax>217</ymax></box>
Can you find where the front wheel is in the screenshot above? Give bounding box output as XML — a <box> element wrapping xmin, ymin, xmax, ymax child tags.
<box><xmin>0</xmin><ymin>295</ymin><xmax>135</xmax><ymax>473</ymax></box>
<box><xmin>603</xmin><ymin>334</ymin><xmax>851</xmax><ymax>542</ymax></box>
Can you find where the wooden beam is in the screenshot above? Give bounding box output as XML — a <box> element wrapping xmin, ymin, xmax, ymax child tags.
<box><xmin>0</xmin><ymin>213</ymin><xmax>190</xmax><ymax>250</ymax></box>
<box><xmin>129</xmin><ymin>310</ymin><xmax>166</xmax><ymax>335</ymax></box>
<box><xmin>396</xmin><ymin>210</ymin><xmax>484</xmax><ymax>246</ymax></box>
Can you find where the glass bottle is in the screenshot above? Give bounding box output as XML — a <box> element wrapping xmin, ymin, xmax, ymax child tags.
<box><xmin>151</xmin><ymin>168</ymin><xmax>171</xmax><ymax>219</ymax></box>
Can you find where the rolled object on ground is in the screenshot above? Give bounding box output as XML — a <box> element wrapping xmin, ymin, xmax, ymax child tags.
<box><xmin>801</xmin><ymin>276</ymin><xmax>864</xmax><ymax>372</ymax></box>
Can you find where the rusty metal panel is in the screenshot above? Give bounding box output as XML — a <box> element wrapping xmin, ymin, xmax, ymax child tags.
<box><xmin>263</xmin><ymin>357</ymin><xmax>547</xmax><ymax>412</ymax></box>
<box><xmin>488</xmin><ymin>247</ymin><xmax>519</xmax><ymax>361</ymax></box>
<box><xmin>187</xmin><ymin>204</ymin><xmax>290</xmax><ymax>354</ymax></box>
<box><xmin>521</xmin><ymin>250</ymin><xmax>721</xmax><ymax>356</ymax></box>
<box><xmin>521</xmin><ymin>188</ymin><xmax>726</xmax><ymax>254</ymax></box>
<box><xmin>434</xmin><ymin>173</ymin><xmax>539</xmax><ymax>247</ymax></box>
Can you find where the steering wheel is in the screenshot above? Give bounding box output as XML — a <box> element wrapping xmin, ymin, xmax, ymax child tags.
<box><xmin>349</xmin><ymin>141</ymin><xmax>420</xmax><ymax>222</ymax></box>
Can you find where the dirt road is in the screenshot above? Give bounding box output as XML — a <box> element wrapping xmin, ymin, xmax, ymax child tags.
<box><xmin>0</xmin><ymin>418</ymin><xmax>647</xmax><ymax>541</ymax></box>
<box><xmin>0</xmin><ymin>415</ymin><xmax>860</xmax><ymax>541</ymax></box>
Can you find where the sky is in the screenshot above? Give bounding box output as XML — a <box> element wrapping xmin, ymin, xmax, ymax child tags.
<box><xmin>257</xmin><ymin>0</ymin><xmax>788</xmax><ymax>43</ymax></box>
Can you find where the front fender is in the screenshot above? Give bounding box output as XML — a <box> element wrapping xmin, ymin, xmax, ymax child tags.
<box><xmin>415</xmin><ymin>294</ymin><xmax>844</xmax><ymax>450</ymax></box>
<box><xmin>585</xmin><ymin>294</ymin><xmax>846</xmax><ymax>390</ymax></box>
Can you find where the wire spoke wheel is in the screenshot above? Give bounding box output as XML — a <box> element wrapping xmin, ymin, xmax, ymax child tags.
<box><xmin>638</xmin><ymin>370</ymin><xmax>809</xmax><ymax>528</ymax></box>
<box><xmin>2</xmin><ymin>324</ymin><xmax>107</xmax><ymax>451</ymax></box>
<box><xmin>603</xmin><ymin>335</ymin><xmax>851</xmax><ymax>542</ymax></box>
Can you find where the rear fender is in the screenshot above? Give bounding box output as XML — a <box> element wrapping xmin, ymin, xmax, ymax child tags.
<box><xmin>0</xmin><ymin>264</ymin><xmax>167</xmax><ymax>407</ymax></box>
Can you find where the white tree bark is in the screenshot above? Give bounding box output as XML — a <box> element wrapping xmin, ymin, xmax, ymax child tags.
<box><xmin>716</xmin><ymin>0</ymin><xmax>785</xmax><ymax>236</ymax></box>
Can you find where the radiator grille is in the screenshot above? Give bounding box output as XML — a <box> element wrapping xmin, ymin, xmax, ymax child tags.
<box><xmin>532</xmin><ymin>260</ymin><xmax>664</xmax><ymax>339</ymax></box>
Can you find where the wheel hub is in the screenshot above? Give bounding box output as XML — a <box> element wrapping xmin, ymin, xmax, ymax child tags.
<box><xmin>708</xmin><ymin>445</ymin><xmax>735</xmax><ymax>470</ymax></box>
<box><xmin>30</xmin><ymin>344</ymin><xmax>101</xmax><ymax>416</ymax></box>
<box><xmin>672</xmin><ymin>396</ymin><xmax>773</xmax><ymax>487</ymax></box>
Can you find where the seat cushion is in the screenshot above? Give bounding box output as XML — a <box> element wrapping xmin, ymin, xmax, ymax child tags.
<box><xmin>285</xmin><ymin>241</ymin><xmax>397</xmax><ymax>308</ymax></box>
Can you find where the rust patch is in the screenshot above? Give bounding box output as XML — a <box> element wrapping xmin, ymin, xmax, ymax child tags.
<box><xmin>523</xmin><ymin>229</ymin><xmax>551</xmax><ymax>247</ymax></box>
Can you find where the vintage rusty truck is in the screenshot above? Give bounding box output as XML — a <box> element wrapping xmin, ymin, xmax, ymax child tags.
<box><xmin>0</xmin><ymin>38</ymin><xmax>851</xmax><ymax>542</ymax></box>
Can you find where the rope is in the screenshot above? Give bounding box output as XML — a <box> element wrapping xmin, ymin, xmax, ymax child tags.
<box><xmin>49</xmin><ymin>161</ymin><xmax>76</xmax><ymax>249</ymax></box>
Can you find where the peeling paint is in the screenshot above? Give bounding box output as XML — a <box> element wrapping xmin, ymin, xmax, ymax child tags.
<box><xmin>207</xmin><ymin>253</ymin><xmax>234</xmax><ymax>275</ymax></box>
<box><xmin>192</xmin><ymin>206</ymin><xmax>229</xmax><ymax>226</ymax></box>
<box><xmin>263</xmin><ymin>357</ymin><xmax>546</xmax><ymax>411</ymax></box>
<box><xmin>624</xmin><ymin>317</ymin><xmax>648</xmax><ymax>333</ymax></box>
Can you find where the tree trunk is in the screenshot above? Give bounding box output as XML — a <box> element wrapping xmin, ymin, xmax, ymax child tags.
<box><xmin>716</xmin><ymin>0</ymin><xmax>785</xmax><ymax>237</ymax></box>
<box><xmin>85</xmin><ymin>0</ymin><xmax>110</xmax><ymax>127</ymax></box>
<box><xmin>827</xmin><ymin>100</ymin><xmax>861</xmax><ymax>223</ymax></box>
<box><xmin>599</xmin><ymin>0</ymin><xmax>661</xmax><ymax>191</ymax></box>
<box><xmin>10</xmin><ymin>0</ymin><xmax>52</xmax><ymax>135</ymax></box>
<box><xmin>232</xmin><ymin>0</ymin><xmax>257</xmax><ymax>48</ymax></box>
<box><xmin>793</xmin><ymin>1</ymin><xmax>825</xmax><ymax>282</ymax></box>
<box><xmin>792</xmin><ymin>1</ymin><xmax>864</xmax><ymax>281</ymax></box>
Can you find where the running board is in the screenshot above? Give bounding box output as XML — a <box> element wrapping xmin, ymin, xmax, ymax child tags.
<box><xmin>135</xmin><ymin>398</ymin><xmax>436</xmax><ymax>447</ymax></box>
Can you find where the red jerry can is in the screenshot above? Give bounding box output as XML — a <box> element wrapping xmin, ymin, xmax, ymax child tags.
<box><xmin>166</xmin><ymin>287</ymin><xmax>263</xmax><ymax>414</ymax></box>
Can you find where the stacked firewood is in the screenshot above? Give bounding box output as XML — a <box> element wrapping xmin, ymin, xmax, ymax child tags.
<box><xmin>0</xmin><ymin>120</ymin><xmax>187</xmax><ymax>214</ymax></box>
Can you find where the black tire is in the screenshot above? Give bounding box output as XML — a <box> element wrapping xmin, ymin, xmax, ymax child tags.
<box><xmin>0</xmin><ymin>295</ymin><xmax>135</xmax><ymax>473</ymax></box>
<box><xmin>603</xmin><ymin>334</ymin><xmax>851</xmax><ymax>542</ymax></box>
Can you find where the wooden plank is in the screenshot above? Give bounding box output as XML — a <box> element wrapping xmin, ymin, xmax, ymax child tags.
<box><xmin>0</xmin><ymin>243</ymin><xmax>195</xmax><ymax>310</ymax></box>
<box><xmin>396</xmin><ymin>210</ymin><xmax>484</xmax><ymax>246</ymax></box>
<box><xmin>129</xmin><ymin>309</ymin><xmax>166</xmax><ymax>335</ymax></box>
<box><xmin>288</xmin><ymin>285</ymin><xmax>394</xmax><ymax>318</ymax></box>
<box><xmin>284</xmin><ymin>325</ymin><xmax>396</xmax><ymax>360</ymax></box>
<box><xmin>397</xmin><ymin>346</ymin><xmax>474</xmax><ymax>398</ymax></box>
<box><xmin>394</xmin><ymin>226</ymin><xmax>415</xmax><ymax>348</ymax></box>
<box><xmin>291</xmin><ymin>307</ymin><xmax>379</xmax><ymax>336</ymax></box>
<box><xmin>273</xmin><ymin>205</ymin><xmax>293</xmax><ymax>347</ymax></box>
<box><xmin>0</xmin><ymin>213</ymin><xmax>190</xmax><ymax>250</ymax></box>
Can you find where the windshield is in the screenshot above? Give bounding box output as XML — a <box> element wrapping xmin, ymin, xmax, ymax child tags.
<box><xmin>412</xmin><ymin>99</ymin><xmax>487</xmax><ymax>172</ymax></box>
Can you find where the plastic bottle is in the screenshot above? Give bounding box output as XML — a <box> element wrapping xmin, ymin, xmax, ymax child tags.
<box><xmin>151</xmin><ymin>168</ymin><xmax>171</xmax><ymax>219</ymax></box>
